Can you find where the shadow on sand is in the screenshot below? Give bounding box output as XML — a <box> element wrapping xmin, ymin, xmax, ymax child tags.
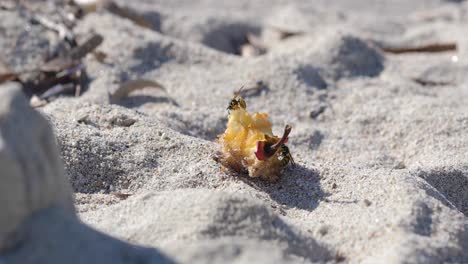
<box><xmin>241</xmin><ymin>164</ymin><xmax>327</xmax><ymax>211</ymax></box>
<box><xmin>3</xmin><ymin>207</ymin><xmax>175</xmax><ymax>264</ymax></box>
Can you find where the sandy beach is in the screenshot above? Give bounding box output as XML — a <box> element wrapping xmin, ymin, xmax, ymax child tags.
<box><xmin>0</xmin><ymin>0</ymin><xmax>467</xmax><ymax>263</ymax></box>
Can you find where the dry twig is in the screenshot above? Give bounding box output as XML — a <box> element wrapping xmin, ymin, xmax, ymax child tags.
<box><xmin>105</xmin><ymin>2</ymin><xmax>153</xmax><ymax>29</ymax></box>
<box><xmin>382</xmin><ymin>43</ymin><xmax>457</xmax><ymax>54</ymax></box>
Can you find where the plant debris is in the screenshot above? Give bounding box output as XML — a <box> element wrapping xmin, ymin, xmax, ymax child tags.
<box><xmin>412</xmin><ymin>78</ymin><xmax>454</xmax><ymax>87</ymax></box>
<box><xmin>1</xmin><ymin>1</ymin><xmax>107</xmax><ymax>106</ymax></box>
<box><xmin>39</xmin><ymin>83</ymin><xmax>76</xmax><ymax>100</ymax></box>
<box><xmin>41</xmin><ymin>34</ymin><xmax>103</xmax><ymax>72</ymax></box>
<box><xmin>23</xmin><ymin>33</ymin><xmax>103</xmax><ymax>101</ymax></box>
<box><xmin>274</xmin><ymin>28</ymin><xmax>303</xmax><ymax>40</ymax></box>
<box><xmin>105</xmin><ymin>2</ymin><xmax>153</xmax><ymax>29</ymax></box>
<box><xmin>30</xmin><ymin>13</ymin><xmax>76</xmax><ymax>43</ymax></box>
<box><xmin>73</xmin><ymin>0</ymin><xmax>154</xmax><ymax>29</ymax></box>
<box><xmin>381</xmin><ymin>43</ymin><xmax>457</xmax><ymax>54</ymax></box>
<box><xmin>109</xmin><ymin>79</ymin><xmax>166</xmax><ymax>104</ymax></box>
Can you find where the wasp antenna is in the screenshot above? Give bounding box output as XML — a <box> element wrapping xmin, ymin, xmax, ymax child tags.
<box><xmin>234</xmin><ymin>85</ymin><xmax>246</xmax><ymax>97</ymax></box>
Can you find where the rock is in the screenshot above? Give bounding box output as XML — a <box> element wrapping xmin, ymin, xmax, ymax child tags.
<box><xmin>0</xmin><ymin>83</ymin><xmax>174</xmax><ymax>264</ymax></box>
<box><xmin>0</xmin><ymin>82</ymin><xmax>74</xmax><ymax>251</ymax></box>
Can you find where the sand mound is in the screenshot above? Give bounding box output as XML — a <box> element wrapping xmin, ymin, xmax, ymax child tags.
<box><xmin>83</xmin><ymin>189</ymin><xmax>332</xmax><ymax>262</ymax></box>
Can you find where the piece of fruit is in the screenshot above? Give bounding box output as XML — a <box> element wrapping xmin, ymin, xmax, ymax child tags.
<box><xmin>218</xmin><ymin>93</ymin><xmax>293</xmax><ymax>182</ymax></box>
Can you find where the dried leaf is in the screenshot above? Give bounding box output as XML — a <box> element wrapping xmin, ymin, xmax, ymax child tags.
<box><xmin>110</xmin><ymin>79</ymin><xmax>166</xmax><ymax>103</ymax></box>
<box><xmin>41</xmin><ymin>57</ymin><xmax>75</xmax><ymax>73</ymax></box>
<box><xmin>39</xmin><ymin>83</ymin><xmax>75</xmax><ymax>100</ymax></box>
<box><xmin>31</xmin><ymin>14</ymin><xmax>76</xmax><ymax>41</ymax></box>
<box><xmin>41</xmin><ymin>34</ymin><xmax>103</xmax><ymax>72</ymax></box>
<box><xmin>56</xmin><ymin>63</ymin><xmax>86</xmax><ymax>78</ymax></box>
<box><xmin>74</xmin><ymin>0</ymin><xmax>101</xmax><ymax>13</ymax></box>
<box><xmin>105</xmin><ymin>2</ymin><xmax>153</xmax><ymax>29</ymax></box>
<box><xmin>71</xmin><ymin>34</ymin><xmax>104</xmax><ymax>60</ymax></box>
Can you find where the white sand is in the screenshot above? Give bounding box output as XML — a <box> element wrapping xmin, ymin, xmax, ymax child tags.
<box><xmin>0</xmin><ymin>0</ymin><xmax>467</xmax><ymax>263</ymax></box>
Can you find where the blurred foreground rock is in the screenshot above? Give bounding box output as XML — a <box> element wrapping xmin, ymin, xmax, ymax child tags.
<box><xmin>0</xmin><ymin>82</ymin><xmax>74</xmax><ymax>251</ymax></box>
<box><xmin>0</xmin><ymin>83</ymin><xmax>172</xmax><ymax>263</ymax></box>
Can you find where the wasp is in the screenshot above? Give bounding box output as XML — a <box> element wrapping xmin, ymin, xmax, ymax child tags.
<box><xmin>278</xmin><ymin>145</ymin><xmax>295</xmax><ymax>167</ymax></box>
<box><xmin>255</xmin><ymin>125</ymin><xmax>294</xmax><ymax>167</ymax></box>
<box><xmin>227</xmin><ymin>87</ymin><xmax>247</xmax><ymax>111</ymax></box>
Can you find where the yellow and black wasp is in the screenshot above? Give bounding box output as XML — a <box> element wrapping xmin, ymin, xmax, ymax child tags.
<box><xmin>227</xmin><ymin>87</ymin><xmax>247</xmax><ymax>111</ymax></box>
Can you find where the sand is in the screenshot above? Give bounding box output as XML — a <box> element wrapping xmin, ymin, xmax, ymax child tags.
<box><xmin>0</xmin><ymin>0</ymin><xmax>467</xmax><ymax>263</ymax></box>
